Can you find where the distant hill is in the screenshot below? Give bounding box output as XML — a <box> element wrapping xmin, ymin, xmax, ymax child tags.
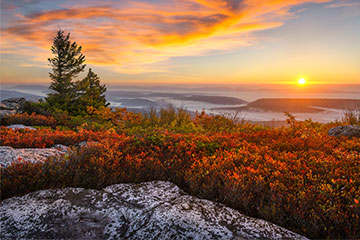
<box><xmin>146</xmin><ymin>93</ymin><xmax>247</xmax><ymax>105</ymax></box>
<box><xmin>107</xmin><ymin>91</ymin><xmax>247</xmax><ymax>105</ymax></box>
<box><xmin>0</xmin><ymin>90</ymin><xmax>42</xmax><ymax>101</ymax></box>
<box><xmin>214</xmin><ymin>98</ymin><xmax>360</xmax><ymax>113</ymax></box>
<box><xmin>6</xmin><ymin>85</ymin><xmax>48</xmax><ymax>91</ymax></box>
<box><xmin>177</xmin><ymin>95</ymin><xmax>247</xmax><ymax>105</ymax></box>
<box><xmin>117</xmin><ymin>98</ymin><xmax>158</xmax><ymax>107</ymax></box>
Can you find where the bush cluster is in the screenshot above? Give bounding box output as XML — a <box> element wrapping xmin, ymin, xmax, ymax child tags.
<box><xmin>342</xmin><ymin>108</ymin><xmax>360</xmax><ymax>125</ymax></box>
<box><xmin>1</xmin><ymin>113</ymin><xmax>57</xmax><ymax>127</ymax></box>
<box><xmin>0</xmin><ymin>127</ymin><xmax>120</xmax><ymax>148</ymax></box>
<box><xmin>1</xmin><ymin>109</ymin><xmax>359</xmax><ymax>239</ymax></box>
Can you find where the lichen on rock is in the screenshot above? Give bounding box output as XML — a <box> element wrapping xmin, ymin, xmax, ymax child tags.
<box><xmin>0</xmin><ymin>181</ymin><xmax>308</xmax><ymax>240</ymax></box>
<box><xmin>0</xmin><ymin>146</ymin><xmax>67</xmax><ymax>167</ymax></box>
<box><xmin>328</xmin><ymin>125</ymin><xmax>360</xmax><ymax>138</ymax></box>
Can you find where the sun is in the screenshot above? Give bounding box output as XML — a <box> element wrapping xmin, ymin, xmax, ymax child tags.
<box><xmin>298</xmin><ymin>78</ymin><xmax>306</xmax><ymax>85</ymax></box>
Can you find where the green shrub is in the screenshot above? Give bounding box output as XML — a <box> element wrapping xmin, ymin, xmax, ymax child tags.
<box><xmin>342</xmin><ymin>108</ymin><xmax>360</xmax><ymax>125</ymax></box>
<box><xmin>23</xmin><ymin>100</ymin><xmax>52</xmax><ymax>116</ymax></box>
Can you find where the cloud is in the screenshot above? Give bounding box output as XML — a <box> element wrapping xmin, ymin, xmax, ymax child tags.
<box><xmin>1</xmin><ymin>0</ymin><xmax>334</xmax><ymax>74</ymax></box>
<box><xmin>325</xmin><ymin>1</ymin><xmax>360</xmax><ymax>8</ymax></box>
<box><xmin>19</xmin><ymin>63</ymin><xmax>48</xmax><ymax>68</ymax></box>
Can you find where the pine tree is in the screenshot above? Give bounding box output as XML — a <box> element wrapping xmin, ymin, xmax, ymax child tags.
<box><xmin>46</xmin><ymin>30</ymin><xmax>86</xmax><ymax>111</ymax></box>
<box><xmin>75</xmin><ymin>68</ymin><xmax>108</xmax><ymax>114</ymax></box>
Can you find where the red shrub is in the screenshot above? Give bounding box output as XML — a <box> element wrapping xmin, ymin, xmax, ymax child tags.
<box><xmin>1</xmin><ymin>122</ymin><xmax>359</xmax><ymax>239</ymax></box>
<box><xmin>2</xmin><ymin>113</ymin><xmax>57</xmax><ymax>127</ymax></box>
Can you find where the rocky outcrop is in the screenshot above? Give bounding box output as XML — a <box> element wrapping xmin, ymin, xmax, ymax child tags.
<box><xmin>0</xmin><ymin>109</ymin><xmax>17</xmax><ymax>118</ymax></box>
<box><xmin>0</xmin><ymin>146</ymin><xmax>68</xmax><ymax>167</ymax></box>
<box><xmin>6</xmin><ymin>124</ymin><xmax>37</xmax><ymax>131</ymax></box>
<box><xmin>1</xmin><ymin>97</ymin><xmax>26</xmax><ymax>111</ymax></box>
<box><xmin>0</xmin><ymin>98</ymin><xmax>27</xmax><ymax>117</ymax></box>
<box><xmin>0</xmin><ymin>103</ymin><xmax>8</xmax><ymax>109</ymax></box>
<box><xmin>0</xmin><ymin>181</ymin><xmax>308</xmax><ymax>240</ymax></box>
<box><xmin>328</xmin><ymin>125</ymin><xmax>360</xmax><ymax>138</ymax></box>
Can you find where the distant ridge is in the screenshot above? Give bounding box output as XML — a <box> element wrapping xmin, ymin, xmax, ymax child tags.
<box><xmin>6</xmin><ymin>85</ymin><xmax>48</xmax><ymax>91</ymax></box>
<box><xmin>174</xmin><ymin>95</ymin><xmax>247</xmax><ymax>105</ymax></box>
<box><xmin>0</xmin><ymin>90</ymin><xmax>42</xmax><ymax>101</ymax></box>
<box><xmin>106</xmin><ymin>90</ymin><xmax>248</xmax><ymax>105</ymax></box>
<box><xmin>214</xmin><ymin>98</ymin><xmax>360</xmax><ymax>113</ymax></box>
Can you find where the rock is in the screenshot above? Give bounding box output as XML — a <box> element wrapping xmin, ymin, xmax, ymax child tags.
<box><xmin>0</xmin><ymin>109</ymin><xmax>16</xmax><ymax>118</ymax></box>
<box><xmin>0</xmin><ymin>181</ymin><xmax>308</xmax><ymax>240</ymax></box>
<box><xmin>1</xmin><ymin>97</ymin><xmax>27</xmax><ymax>111</ymax></box>
<box><xmin>76</xmin><ymin>141</ymin><xmax>88</xmax><ymax>148</ymax></box>
<box><xmin>0</xmin><ymin>103</ymin><xmax>8</xmax><ymax>109</ymax></box>
<box><xmin>6</xmin><ymin>124</ymin><xmax>37</xmax><ymax>130</ymax></box>
<box><xmin>76</xmin><ymin>141</ymin><xmax>99</xmax><ymax>148</ymax></box>
<box><xmin>52</xmin><ymin>144</ymin><xmax>70</xmax><ymax>152</ymax></box>
<box><xmin>0</xmin><ymin>146</ymin><xmax>67</xmax><ymax>167</ymax></box>
<box><xmin>328</xmin><ymin>125</ymin><xmax>360</xmax><ymax>138</ymax></box>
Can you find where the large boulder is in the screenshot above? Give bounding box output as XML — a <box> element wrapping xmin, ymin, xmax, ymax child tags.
<box><xmin>0</xmin><ymin>146</ymin><xmax>68</xmax><ymax>167</ymax></box>
<box><xmin>1</xmin><ymin>97</ymin><xmax>27</xmax><ymax>111</ymax></box>
<box><xmin>328</xmin><ymin>125</ymin><xmax>360</xmax><ymax>138</ymax></box>
<box><xmin>0</xmin><ymin>181</ymin><xmax>308</xmax><ymax>240</ymax></box>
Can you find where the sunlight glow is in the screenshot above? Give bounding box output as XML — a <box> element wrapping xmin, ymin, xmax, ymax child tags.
<box><xmin>298</xmin><ymin>78</ymin><xmax>306</xmax><ymax>85</ymax></box>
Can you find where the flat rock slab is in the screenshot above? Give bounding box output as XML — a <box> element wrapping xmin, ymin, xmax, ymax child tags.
<box><xmin>0</xmin><ymin>146</ymin><xmax>67</xmax><ymax>167</ymax></box>
<box><xmin>0</xmin><ymin>181</ymin><xmax>308</xmax><ymax>240</ymax></box>
<box><xmin>6</xmin><ymin>124</ymin><xmax>37</xmax><ymax>130</ymax></box>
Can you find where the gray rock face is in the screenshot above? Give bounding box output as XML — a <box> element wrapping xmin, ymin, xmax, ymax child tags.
<box><xmin>328</xmin><ymin>125</ymin><xmax>360</xmax><ymax>137</ymax></box>
<box><xmin>0</xmin><ymin>103</ymin><xmax>8</xmax><ymax>109</ymax></box>
<box><xmin>52</xmin><ymin>144</ymin><xmax>70</xmax><ymax>152</ymax></box>
<box><xmin>0</xmin><ymin>181</ymin><xmax>308</xmax><ymax>240</ymax></box>
<box><xmin>1</xmin><ymin>97</ymin><xmax>26</xmax><ymax>111</ymax></box>
<box><xmin>0</xmin><ymin>109</ymin><xmax>16</xmax><ymax>118</ymax></box>
<box><xmin>0</xmin><ymin>146</ymin><xmax>67</xmax><ymax>167</ymax></box>
<box><xmin>6</xmin><ymin>124</ymin><xmax>37</xmax><ymax>130</ymax></box>
<box><xmin>76</xmin><ymin>141</ymin><xmax>99</xmax><ymax>148</ymax></box>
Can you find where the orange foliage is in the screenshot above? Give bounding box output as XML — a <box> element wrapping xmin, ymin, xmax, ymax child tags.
<box><xmin>1</xmin><ymin>113</ymin><xmax>57</xmax><ymax>127</ymax></box>
<box><xmin>0</xmin><ymin>127</ymin><xmax>120</xmax><ymax>148</ymax></box>
<box><xmin>1</xmin><ymin>112</ymin><xmax>359</xmax><ymax>239</ymax></box>
<box><xmin>87</xmin><ymin>106</ymin><xmax>142</xmax><ymax>128</ymax></box>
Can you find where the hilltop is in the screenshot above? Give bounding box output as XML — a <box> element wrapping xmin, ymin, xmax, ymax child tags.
<box><xmin>214</xmin><ymin>98</ymin><xmax>360</xmax><ymax>113</ymax></box>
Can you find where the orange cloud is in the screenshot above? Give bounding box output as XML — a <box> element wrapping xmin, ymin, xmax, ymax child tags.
<box><xmin>1</xmin><ymin>0</ymin><xmax>333</xmax><ymax>74</ymax></box>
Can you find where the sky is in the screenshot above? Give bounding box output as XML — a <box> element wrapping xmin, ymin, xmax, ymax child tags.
<box><xmin>1</xmin><ymin>0</ymin><xmax>360</xmax><ymax>85</ymax></box>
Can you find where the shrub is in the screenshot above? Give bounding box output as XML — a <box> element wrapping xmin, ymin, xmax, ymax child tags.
<box><xmin>87</xmin><ymin>106</ymin><xmax>142</xmax><ymax>130</ymax></box>
<box><xmin>194</xmin><ymin>110</ymin><xmax>252</xmax><ymax>133</ymax></box>
<box><xmin>142</xmin><ymin>106</ymin><xmax>159</xmax><ymax>127</ymax></box>
<box><xmin>1</xmin><ymin>113</ymin><xmax>57</xmax><ymax>127</ymax></box>
<box><xmin>342</xmin><ymin>108</ymin><xmax>360</xmax><ymax>125</ymax></box>
<box><xmin>1</xmin><ymin>110</ymin><xmax>360</xmax><ymax>239</ymax></box>
<box><xmin>141</xmin><ymin>106</ymin><xmax>198</xmax><ymax>133</ymax></box>
<box><xmin>23</xmin><ymin>100</ymin><xmax>52</xmax><ymax>116</ymax></box>
<box><xmin>0</xmin><ymin>127</ymin><xmax>117</xmax><ymax>148</ymax></box>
